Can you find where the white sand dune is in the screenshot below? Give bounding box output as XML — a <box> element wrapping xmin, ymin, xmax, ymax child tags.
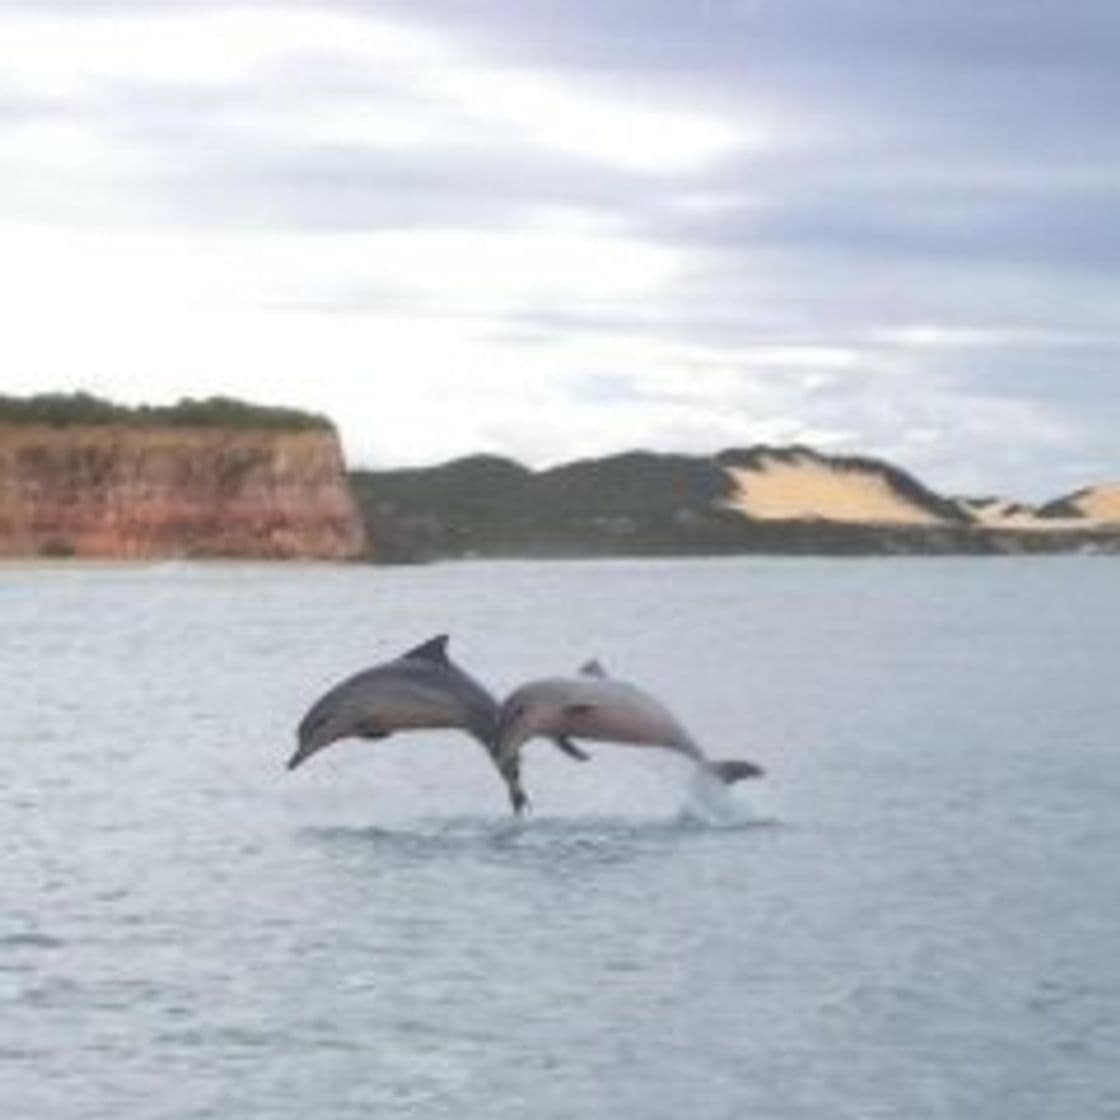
<box><xmin>721</xmin><ymin>449</ymin><xmax>1119</xmax><ymax>534</ymax></box>
<box><xmin>956</xmin><ymin>498</ymin><xmax>1065</xmax><ymax>531</ymax></box>
<box><xmin>958</xmin><ymin>485</ymin><xmax>1120</xmax><ymax>531</ymax></box>
<box><xmin>722</xmin><ymin>451</ymin><xmax>946</xmax><ymax>525</ymax></box>
<box><xmin>1059</xmin><ymin>485</ymin><xmax>1120</xmax><ymax>525</ymax></box>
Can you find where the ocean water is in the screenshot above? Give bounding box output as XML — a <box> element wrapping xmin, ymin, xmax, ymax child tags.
<box><xmin>1</xmin><ymin>557</ymin><xmax>1118</xmax><ymax>1119</ymax></box>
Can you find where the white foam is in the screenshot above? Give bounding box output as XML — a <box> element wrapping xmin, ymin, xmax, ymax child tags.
<box><xmin>678</xmin><ymin>766</ymin><xmax>758</xmax><ymax>827</ymax></box>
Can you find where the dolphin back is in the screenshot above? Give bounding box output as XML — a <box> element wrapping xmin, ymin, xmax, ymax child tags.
<box><xmin>400</xmin><ymin>633</ymin><xmax>501</xmax><ymax>743</ymax></box>
<box><xmin>298</xmin><ymin>657</ymin><xmax>499</xmax><ymax>750</ymax></box>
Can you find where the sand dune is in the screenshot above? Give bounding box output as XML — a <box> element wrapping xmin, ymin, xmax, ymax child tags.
<box><xmin>1057</xmin><ymin>485</ymin><xmax>1120</xmax><ymax>526</ymax></box>
<box><xmin>956</xmin><ymin>498</ymin><xmax>1066</xmax><ymax>531</ymax></box>
<box><xmin>960</xmin><ymin>485</ymin><xmax>1120</xmax><ymax>531</ymax></box>
<box><xmin>722</xmin><ymin>451</ymin><xmax>946</xmax><ymax>525</ymax></box>
<box><xmin>721</xmin><ymin>448</ymin><xmax>1120</xmax><ymax>534</ymax></box>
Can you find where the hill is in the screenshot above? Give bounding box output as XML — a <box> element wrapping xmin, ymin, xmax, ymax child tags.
<box><xmin>351</xmin><ymin>446</ymin><xmax>1120</xmax><ymax>562</ymax></box>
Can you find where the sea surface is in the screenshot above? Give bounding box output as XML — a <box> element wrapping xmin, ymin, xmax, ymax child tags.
<box><xmin>1</xmin><ymin>557</ymin><xmax>1118</xmax><ymax>1119</ymax></box>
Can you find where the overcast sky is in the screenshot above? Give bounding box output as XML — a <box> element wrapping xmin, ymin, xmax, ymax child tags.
<box><xmin>2</xmin><ymin>1</ymin><xmax>1117</xmax><ymax>496</ymax></box>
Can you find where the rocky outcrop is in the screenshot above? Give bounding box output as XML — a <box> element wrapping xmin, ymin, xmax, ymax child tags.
<box><xmin>0</xmin><ymin>424</ymin><xmax>366</xmax><ymax>560</ymax></box>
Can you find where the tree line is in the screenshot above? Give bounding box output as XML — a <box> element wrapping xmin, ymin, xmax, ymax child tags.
<box><xmin>0</xmin><ymin>392</ymin><xmax>333</xmax><ymax>431</ymax></box>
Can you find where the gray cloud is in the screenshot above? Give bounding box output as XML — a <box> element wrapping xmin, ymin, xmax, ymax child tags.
<box><xmin>1</xmin><ymin>0</ymin><xmax>1118</xmax><ymax>495</ymax></box>
<box><xmin>654</xmin><ymin>182</ymin><xmax>1120</xmax><ymax>277</ymax></box>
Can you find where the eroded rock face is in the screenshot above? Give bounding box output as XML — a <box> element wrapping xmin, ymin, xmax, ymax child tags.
<box><xmin>0</xmin><ymin>425</ymin><xmax>366</xmax><ymax>560</ymax></box>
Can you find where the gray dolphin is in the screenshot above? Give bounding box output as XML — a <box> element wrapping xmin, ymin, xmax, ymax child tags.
<box><xmin>495</xmin><ymin>659</ymin><xmax>765</xmax><ymax>793</ymax></box>
<box><xmin>288</xmin><ymin>635</ymin><xmax>588</xmax><ymax>813</ymax></box>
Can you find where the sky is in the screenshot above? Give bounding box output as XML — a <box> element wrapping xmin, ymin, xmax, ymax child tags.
<box><xmin>1</xmin><ymin>0</ymin><xmax>1118</xmax><ymax>497</ymax></box>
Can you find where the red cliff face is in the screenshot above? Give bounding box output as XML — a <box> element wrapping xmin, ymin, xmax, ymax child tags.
<box><xmin>0</xmin><ymin>424</ymin><xmax>367</xmax><ymax>560</ymax></box>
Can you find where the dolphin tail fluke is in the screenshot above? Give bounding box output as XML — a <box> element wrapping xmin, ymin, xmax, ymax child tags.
<box><xmin>706</xmin><ymin>758</ymin><xmax>765</xmax><ymax>784</ymax></box>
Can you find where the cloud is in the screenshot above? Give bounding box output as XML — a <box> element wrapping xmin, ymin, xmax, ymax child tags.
<box><xmin>0</xmin><ymin>0</ymin><xmax>1118</xmax><ymax>498</ymax></box>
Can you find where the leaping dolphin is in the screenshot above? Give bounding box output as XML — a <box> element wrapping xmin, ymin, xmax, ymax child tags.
<box><xmin>494</xmin><ymin>659</ymin><xmax>765</xmax><ymax>795</ymax></box>
<box><xmin>288</xmin><ymin>634</ymin><xmax>588</xmax><ymax>813</ymax></box>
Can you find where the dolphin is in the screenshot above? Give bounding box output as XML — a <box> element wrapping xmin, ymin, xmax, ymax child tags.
<box><xmin>288</xmin><ymin>634</ymin><xmax>588</xmax><ymax>813</ymax></box>
<box><xmin>494</xmin><ymin>659</ymin><xmax>765</xmax><ymax>793</ymax></box>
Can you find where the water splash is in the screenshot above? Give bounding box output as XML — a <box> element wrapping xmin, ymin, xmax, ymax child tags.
<box><xmin>678</xmin><ymin>765</ymin><xmax>760</xmax><ymax>827</ymax></box>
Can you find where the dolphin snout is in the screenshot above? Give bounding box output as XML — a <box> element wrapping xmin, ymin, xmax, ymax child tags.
<box><xmin>286</xmin><ymin>737</ymin><xmax>321</xmax><ymax>771</ymax></box>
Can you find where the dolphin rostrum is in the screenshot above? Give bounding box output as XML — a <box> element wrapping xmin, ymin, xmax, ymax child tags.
<box><xmin>288</xmin><ymin>634</ymin><xmax>588</xmax><ymax>813</ymax></box>
<box><xmin>494</xmin><ymin>659</ymin><xmax>765</xmax><ymax>795</ymax></box>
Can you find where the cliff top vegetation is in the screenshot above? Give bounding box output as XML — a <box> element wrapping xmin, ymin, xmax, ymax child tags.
<box><xmin>0</xmin><ymin>392</ymin><xmax>333</xmax><ymax>432</ymax></box>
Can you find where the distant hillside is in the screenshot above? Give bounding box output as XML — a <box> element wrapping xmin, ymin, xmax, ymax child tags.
<box><xmin>1037</xmin><ymin>484</ymin><xmax>1120</xmax><ymax>525</ymax></box>
<box><xmin>351</xmin><ymin>446</ymin><xmax>1120</xmax><ymax>562</ymax></box>
<box><xmin>7</xmin><ymin>390</ymin><xmax>1110</xmax><ymax>563</ymax></box>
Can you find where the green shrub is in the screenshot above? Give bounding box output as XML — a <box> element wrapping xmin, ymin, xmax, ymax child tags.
<box><xmin>0</xmin><ymin>392</ymin><xmax>333</xmax><ymax>431</ymax></box>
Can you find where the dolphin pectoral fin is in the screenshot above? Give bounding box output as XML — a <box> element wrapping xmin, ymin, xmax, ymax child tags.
<box><xmin>552</xmin><ymin>736</ymin><xmax>591</xmax><ymax>762</ymax></box>
<box><xmin>355</xmin><ymin>719</ymin><xmax>390</xmax><ymax>741</ymax></box>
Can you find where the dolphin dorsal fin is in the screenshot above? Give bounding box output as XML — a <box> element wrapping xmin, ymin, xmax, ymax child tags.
<box><xmin>579</xmin><ymin>658</ymin><xmax>608</xmax><ymax>678</ymax></box>
<box><xmin>402</xmin><ymin>634</ymin><xmax>450</xmax><ymax>665</ymax></box>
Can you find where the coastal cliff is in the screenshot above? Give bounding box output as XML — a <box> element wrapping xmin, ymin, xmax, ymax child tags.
<box><xmin>0</xmin><ymin>398</ymin><xmax>365</xmax><ymax>560</ymax></box>
<box><xmin>5</xmin><ymin>391</ymin><xmax>1115</xmax><ymax>563</ymax></box>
